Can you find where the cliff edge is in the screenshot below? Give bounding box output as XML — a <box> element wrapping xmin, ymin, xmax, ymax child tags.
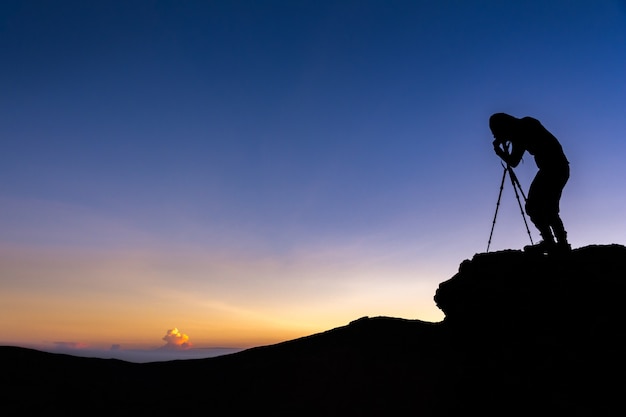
<box><xmin>434</xmin><ymin>244</ymin><xmax>626</xmax><ymax>415</ymax></box>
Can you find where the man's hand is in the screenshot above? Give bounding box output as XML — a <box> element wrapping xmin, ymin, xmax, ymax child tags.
<box><xmin>492</xmin><ymin>139</ymin><xmax>508</xmax><ymax>159</ymax></box>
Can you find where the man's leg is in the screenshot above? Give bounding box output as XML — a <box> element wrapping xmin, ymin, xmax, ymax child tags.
<box><xmin>525</xmin><ymin>211</ymin><xmax>556</xmax><ymax>252</ymax></box>
<box><xmin>525</xmin><ymin>172</ymin><xmax>557</xmax><ymax>252</ymax></box>
<box><xmin>551</xmin><ymin>217</ymin><xmax>566</xmax><ymax>243</ymax></box>
<box><xmin>551</xmin><ymin>216</ymin><xmax>571</xmax><ymax>251</ymax></box>
<box><xmin>547</xmin><ymin>165</ymin><xmax>570</xmax><ymax>251</ymax></box>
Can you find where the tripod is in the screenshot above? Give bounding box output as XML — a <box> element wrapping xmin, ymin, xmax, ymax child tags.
<box><xmin>486</xmin><ymin>163</ymin><xmax>534</xmax><ymax>252</ymax></box>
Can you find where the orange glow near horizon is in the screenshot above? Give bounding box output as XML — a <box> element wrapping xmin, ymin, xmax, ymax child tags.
<box><xmin>0</xmin><ymin>242</ymin><xmax>447</xmax><ymax>351</ymax></box>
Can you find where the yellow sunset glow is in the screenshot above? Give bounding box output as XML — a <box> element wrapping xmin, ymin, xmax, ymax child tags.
<box><xmin>0</xmin><ymin>242</ymin><xmax>446</xmax><ymax>351</ymax></box>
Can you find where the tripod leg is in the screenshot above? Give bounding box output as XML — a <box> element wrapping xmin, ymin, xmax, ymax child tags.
<box><xmin>507</xmin><ymin>166</ymin><xmax>528</xmax><ymax>203</ymax></box>
<box><xmin>487</xmin><ymin>166</ymin><xmax>508</xmax><ymax>252</ymax></box>
<box><xmin>507</xmin><ymin>166</ymin><xmax>534</xmax><ymax>245</ymax></box>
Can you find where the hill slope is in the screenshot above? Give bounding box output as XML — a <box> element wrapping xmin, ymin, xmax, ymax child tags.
<box><xmin>2</xmin><ymin>244</ymin><xmax>625</xmax><ymax>416</ymax></box>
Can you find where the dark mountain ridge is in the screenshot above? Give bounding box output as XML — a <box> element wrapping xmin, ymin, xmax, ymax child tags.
<box><xmin>2</xmin><ymin>244</ymin><xmax>625</xmax><ymax>416</ymax></box>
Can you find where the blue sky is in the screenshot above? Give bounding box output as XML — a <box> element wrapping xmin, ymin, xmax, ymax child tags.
<box><xmin>1</xmin><ymin>1</ymin><xmax>625</xmax><ymax>361</ymax></box>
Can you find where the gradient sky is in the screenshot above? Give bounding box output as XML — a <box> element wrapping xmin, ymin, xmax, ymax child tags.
<box><xmin>2</xmin><ymin>1</ymin><xmax>625</xmax><ymax>361</ymax></box>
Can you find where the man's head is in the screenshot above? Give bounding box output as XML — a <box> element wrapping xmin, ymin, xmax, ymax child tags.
<box><xmin>489</xmin><ymin>113</ymin><xmax>518</xmax><ymax>143</ymax></box>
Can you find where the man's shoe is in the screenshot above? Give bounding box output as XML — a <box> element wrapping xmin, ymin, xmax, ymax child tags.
<box><xmin>524</xmin><ymin>240</ymin><xmax>556</xmax><ymax>254</ymax></box>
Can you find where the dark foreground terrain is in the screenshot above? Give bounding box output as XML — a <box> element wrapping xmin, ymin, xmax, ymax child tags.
<box><xmin>2</xmin><ymin>244</ymin><xmax>625</xmax><ymax>416</ymax></box>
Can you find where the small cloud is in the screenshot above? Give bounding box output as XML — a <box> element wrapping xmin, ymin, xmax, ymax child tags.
<box><xmin>110</xmin><ymin>344</ymin><xmax>121</xmax><ymax>351</ymax></box>
<box><xmin>161</xmin><ymin>328</ymin><xmax>192</xmax><ymax>350</ymax></box>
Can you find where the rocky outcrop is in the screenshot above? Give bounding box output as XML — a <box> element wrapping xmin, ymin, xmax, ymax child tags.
<box><xmin>434</xmin><ymin>244</ymin><xmax>626</xmax><ymax>416</ymax></box>
<box><xmin>436</xmin><ymin>244</ymin><xmax>626</xmax><ymax>335</ymax></box>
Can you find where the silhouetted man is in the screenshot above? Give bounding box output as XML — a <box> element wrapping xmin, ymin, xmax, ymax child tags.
<box><xmin>490</xmin><ymin>113</ymin><xmax>570</xmax><ymax>254</ymax></box>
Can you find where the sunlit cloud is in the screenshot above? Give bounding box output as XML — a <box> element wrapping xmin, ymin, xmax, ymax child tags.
<box><xmin>161</xmin><ymin>328</ymin><xmax>192</xmax><ymax>350</ymax></box>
